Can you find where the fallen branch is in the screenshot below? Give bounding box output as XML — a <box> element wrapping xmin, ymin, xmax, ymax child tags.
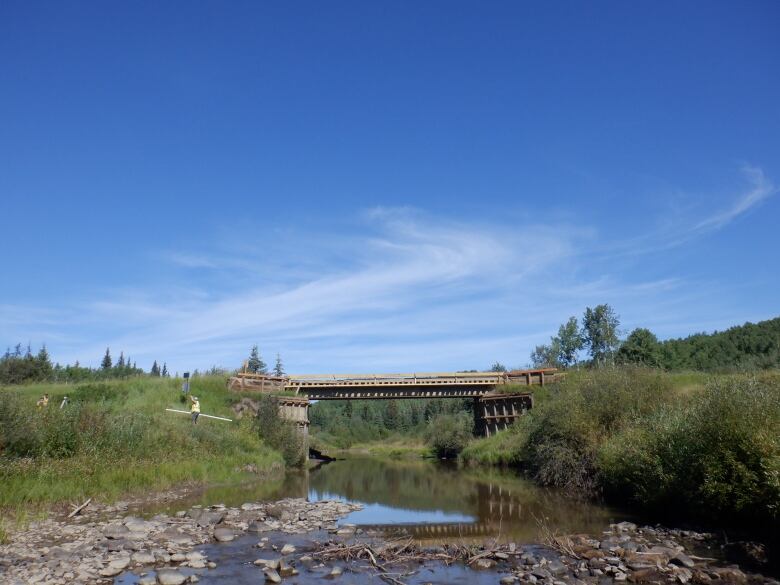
<box><xmin>67</xmin><ymin>498</ymin><xmax>92</xmax><ymax>518</ymax></box>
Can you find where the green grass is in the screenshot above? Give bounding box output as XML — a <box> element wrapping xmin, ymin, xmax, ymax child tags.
<box><xmin>461</xmin><ymin>367</ymin><xmax>780</xmax><ymax>540</ymax></box>
<box><xmin>311</xmin><ymin>434</ymin><xmax>432</xmax><ymax>459</ymax></box>
<box><xmin>0</xmin><ymin>376</ymin><xmax>284</xmax><ymax>511</ymax></box>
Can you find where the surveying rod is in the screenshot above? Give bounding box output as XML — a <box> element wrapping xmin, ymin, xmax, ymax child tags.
<box><xmin>165</xmin><ymin>408</ymin><xmax>233</xmax><ymax>422</ymax></box>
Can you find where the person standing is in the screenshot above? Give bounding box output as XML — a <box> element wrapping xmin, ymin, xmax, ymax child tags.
<box><xmin>190</xmin><ymin>395</ymin><xmax>201</xmax><ymax>424</ymax></box>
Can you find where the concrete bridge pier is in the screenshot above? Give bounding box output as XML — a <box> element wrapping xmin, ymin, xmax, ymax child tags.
<box><xmin>474</xmin><ymin>394</ymin><xmax>533</xmax><ymax>437</ymax></box>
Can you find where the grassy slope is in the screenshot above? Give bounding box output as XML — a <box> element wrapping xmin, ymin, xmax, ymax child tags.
<box><xmin>0</xmin><ymin>376</ymin><xmax>283</xmax><ymax>511</ymax></box>
<box><xmin>311</xmin><ymin>433</ymin><xmax>432</xmax><ymax>459</ymax></box>
<box><xmin>461</xmin><ymin>369</ymin><xmax>711</xmax><ymax>466</ymax></box>
<box><xmin>460</xmin><ymin>368</ymin><xmax>780</xmax><ymax>541</ymax></box>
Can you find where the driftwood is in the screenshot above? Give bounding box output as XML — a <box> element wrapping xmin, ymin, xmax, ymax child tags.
<box><xmin>67</xmin><ymin>498</ymin><xmax>92</xmax><ymax>518</ymax></box>
<box><xmin>314</xmin><ymin>536</ymin><xmax>511</xmax><ymax>570</ymax></box>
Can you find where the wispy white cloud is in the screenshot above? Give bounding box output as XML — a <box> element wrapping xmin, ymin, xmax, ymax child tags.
<box><xmin>2</xmin><ymin>168</ymin><xmax>775</xmax><ymax>373</ymax></box>
<box><xmin>694</xmin><ymin>165</ymin><xmax>775</xmax><ymax>231</ymax></box>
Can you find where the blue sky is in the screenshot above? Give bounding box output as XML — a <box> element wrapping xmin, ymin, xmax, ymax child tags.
<box><xmin>1</xmin><ymin>1</ymin><xmax>778</xmax><ymax>373</ymax></box>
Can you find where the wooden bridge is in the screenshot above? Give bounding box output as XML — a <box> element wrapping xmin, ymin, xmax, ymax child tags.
<box><xmin>228</xmin><ymin>368</ymin><xmax>559</xmax><ymax>437</ymax></box>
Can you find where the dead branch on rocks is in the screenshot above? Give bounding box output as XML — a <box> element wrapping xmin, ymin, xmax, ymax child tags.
<box><xmin>533</xmin><ymin>513</ymin><xmax>580</xmax><ymax>559</ymax></box>
<box><xmin>67</xmin><ymin>498</ymin><xmax>92</xmax><ymax>518</ymax></box>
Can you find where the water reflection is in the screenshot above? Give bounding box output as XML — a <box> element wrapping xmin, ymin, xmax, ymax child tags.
<box><xmin>307</xmin><ymin>458</ymin><xmax>627</xmax><ymax>542</ymax></box>
<box><xmin>151</xmin><ymin>457</ymin><xmax>628</xmax><ymax>543</ymax></box>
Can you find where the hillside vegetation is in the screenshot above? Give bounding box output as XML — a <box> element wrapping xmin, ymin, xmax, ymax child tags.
<box><xmin>0</xmin><ymin>376</ymin><xmax>282</xmax><ymax>511</ymax></box>
<box><xmin>461</xmin><ymin>368</ymin><xmax>780</xmax><ymax>541</ymax></box>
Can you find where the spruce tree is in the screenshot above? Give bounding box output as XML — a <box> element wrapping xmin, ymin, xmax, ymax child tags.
<box><xmin>117</xmin><ymin>351</ymin><xmax>125</xmax><ymax>368</ymax></box>
<box><xmin>36</xmin><ymin>345</ymin><xmax>53</xmax><ymax>381</ymax></box>
<box><xmin>247</xmin><ymin>345</ymin><xmax>267</xmax><ymax>374</ymax></box>
<box><xmin>101</xmin><ymin>347</ymin><xmax>113</xmax><ymax>370</ymax></box>
<box><xmin>151</xmin><ymin>360</ymin><xmax>160</xmax><ymax>376</ymax></box>
<box><xmin>273</xmin><ymin>353</ymin><xmax>285</xmax><ymax>377</ymax></box>
<box><xmin>161</xmin><ymin>362</ymin><xmax>168</xmax><ymax>377</ymax></box>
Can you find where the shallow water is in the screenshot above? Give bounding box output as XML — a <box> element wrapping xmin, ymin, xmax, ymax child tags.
<box><xmin>152</xmin><ymin>456</ymin><xmax>630</xmax><ymax>543</ymax></box>
<box><xmin>121</xmin><ymin>458</ymin><xmax>636</xmax><ymax>584</ymax></box>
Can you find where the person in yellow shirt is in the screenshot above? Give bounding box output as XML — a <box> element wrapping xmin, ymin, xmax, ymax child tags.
<box><xmin>190</xmin><ymin>395</ymin><xmax>201</xmax><ymax>425</ymax></box>
<box><xmin>36</xmin><ymin>394</ymin><xmax>49</xmax><ymax>409</ymax></box>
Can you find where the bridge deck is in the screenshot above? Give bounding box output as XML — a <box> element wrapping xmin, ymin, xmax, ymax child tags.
<box><xmin>228</xmin><ymin>368</ymin><xmax>559</xmax><ymax>399</ymax></box>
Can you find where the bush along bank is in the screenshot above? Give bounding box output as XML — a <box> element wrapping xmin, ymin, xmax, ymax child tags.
<box><xmin>460</xmin><ymin>368</ymin><xmax>780</xmax><ymax>560</ymax></box>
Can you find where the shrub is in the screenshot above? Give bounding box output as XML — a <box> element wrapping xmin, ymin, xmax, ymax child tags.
<box><xmin>425</xmin><ymin>413</ymin><xmax>472</xmax><ymax>458</ymax></box>
<box><xmin>254</xmin><ymin>395</ymin><xmax>305</xmax><ymax>468</ymax></box>
<box><xmin>600</xmin><ymin>375</ymin><xmax>780</xmax><ymax>525</ymax></box>
<box><xmin>523</xmin><ymin>367</ymin><xmax>674</xmax><ymax>493</ymax></box>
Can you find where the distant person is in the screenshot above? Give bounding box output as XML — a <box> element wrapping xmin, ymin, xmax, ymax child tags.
<box><xmin>190</xmin><ymin>395</ymin><xmax>200</xmax><ymax>424</ymax></box>
<box><xmin>36</xmin><ymin>394</ymin><xmax>49</xmax><ymax>409</ymax></box>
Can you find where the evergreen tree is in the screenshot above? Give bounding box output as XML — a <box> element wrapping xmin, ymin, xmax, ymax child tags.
<box><xmin>490</xmin><ymin>362</ymin><xmax>507</xmax><ymax>372</ymax></box>
<box><xmin>247</xmin><ymin>345</ymin><xmax>267</xmax><ymax>374</ymax></box>
<box><xmin>36</xmin><ymin>345</ymin><xmax>53</xmax><ymax>380</ymax></box>
<box><xmin>101</xmin><ymin>347</ymin><xmax>113</xmax><ymax>370</ymax></box>
<box><xmin>273</xmin><ymin>353</ymin><xmax>285</xmax><ymax>377</ymax></box>
<box><xmin>582</xmin><ymin>304</ymin><xmax>620</xmax><ymax>366</ymax></box>
<box><xmin>151</xmin><ymin>360</ymin><xmax>160</xmax><ymax>376</ymax></box>
<box><xmin>162</xmin><ymin>362</ymin><xmax>168</xmax><ymax>377</ymax></box>
<box><xmin>116</xmin><ymin>351</ymin><xmax>125</xmax><ymax>368</ymax></box>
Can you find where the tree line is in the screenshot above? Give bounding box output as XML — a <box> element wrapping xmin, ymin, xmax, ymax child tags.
<box><xmin>531</xmin><ymin>305</ymin><xmax>780</xmax><ymax>371</ymax></box>
<box><xmin>0</xmin><ymin>345</ymin><xmax>169</xmax><ymax>385</ymax></box>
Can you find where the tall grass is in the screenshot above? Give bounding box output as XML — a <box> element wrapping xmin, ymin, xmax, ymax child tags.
<box><xmin>0</xmin><ymin>376</ymin><xmax>283</xmax><ymax>509</ymax></box>
<box><xmin>461</xmin><ymin>368</ymin><xmax>780</xmax><ymax>538</ymax></box>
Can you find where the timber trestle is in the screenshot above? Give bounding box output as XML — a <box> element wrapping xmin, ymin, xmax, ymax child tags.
<box><xmin>228</xmin><ymin>368</ymin><xmax>559</xmax><ymax>437</ymax></box>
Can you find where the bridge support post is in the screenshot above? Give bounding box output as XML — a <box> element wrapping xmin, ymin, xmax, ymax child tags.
<box><xmin>474</xmin><ymin>394</ymin><xmax>533</xmax><ymax>438</ymax></box>
<box><xmin>277</xmin><ymin>397</ymin><xmax>310</xmax><ymax>454</ymax></box>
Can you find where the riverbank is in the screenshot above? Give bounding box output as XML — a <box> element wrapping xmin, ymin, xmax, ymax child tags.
<box><xmin>1</xmin><ymin>491</ymin><xmax>774</xmax><ymax>585</ymax></box>
<box><xmin>460</xmin><ymin>369</ymin><xmax>780</xmax><ymax>553</ymax></box>
<box><xmin>310</xmin><ymin>436</ymin><xmax>431</xmax><ymax>460</ymax></box>
<box><xmin>0</xmin><ymin>376</ymin><xmax>284</xmax><ymax>539</ymax></box>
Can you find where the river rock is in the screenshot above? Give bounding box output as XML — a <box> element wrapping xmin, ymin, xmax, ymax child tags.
<box><xmin>280</xmin><ymin>543</ymin><xmax>296</xmax><ymax>555</ymax></box>
<box><xmin>191</xmin><ymin>509</ymin><xmax>225</xmax><ymax>527</ymax></box>
<box><xmin>500</xmin><ymin>577</ymin><xmax>517</xmax><ymax>585</ymax></box>
<box><xmin>99</xmin><ymin>565</ymin><xmax>124</xmax><ymax>577</ymax></box>
<box><xmin>103</xmin><ymin>524</ymin><xmax>131</xmax><ymax>539</ymax></box>
<box><xmin>671</xmin><ymin>552</ymin><xmax>695</xmax><ymax>568</ymax></box>
<box><xmin>547</xmin><ymin>559</ymin><xmax>567</xmax><ymax>576</ymax></box>
<box><xmin>474</xmin><ymin>558</ymin><xmax>496</xmax><ymax>569</ymax></box>
<box><xmin>266</xmin><ymin>503</ymin><xmax>294</xmax><ymax>522</ymax></box>
<box><xmin>213</xmin><ymin>527</ymin><xmax>235</xmax><ymax>542</ymax></box>
<box><xmin>132</xmin><ymin>551</ymin><xmax>157</xmax><ymax>564</ymax></box>
<box><xmin>248</xmin><ymin>520</ymin><xmax>273</xmax><ymax>533</ymax></box>
<box><xmin>156</xmin><ymin>568</ymin><xmax>187</xmax><ymax>585</ymax></box>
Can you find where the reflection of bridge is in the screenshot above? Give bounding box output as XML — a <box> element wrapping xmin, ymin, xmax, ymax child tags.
<box><xmin>345</xmin><ymin>481</ymin><xmax>532</xmax><ymax>540</ymax></box>
<box><xmin>228</xmin><ymin>369</ymin><xmax>560</xmax><ymax>437</ymax></box>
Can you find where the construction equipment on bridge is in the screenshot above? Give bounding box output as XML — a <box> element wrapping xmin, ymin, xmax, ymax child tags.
<box><xmin>165</xmin><ymin>408</ymin><xmax>234</xmax><ymax>422</ymax></box>
<box><xmin>227</xmin><ymin>368</ymin><xmax>560</xmax><ymax>437</ymax></box>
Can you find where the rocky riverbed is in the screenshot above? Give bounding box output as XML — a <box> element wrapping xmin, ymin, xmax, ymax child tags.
<box><xmin>0</xmin><ymin>498</ymin><xmax>776</xmax><ymax>585</ymax></box>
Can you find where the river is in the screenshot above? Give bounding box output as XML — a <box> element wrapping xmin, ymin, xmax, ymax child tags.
<box><xmin>116</xmin><ymin>457</ymin><xmax>638</xmax><ymax>584</ymax></box>
<box><xmin>156</xmin><ymin>457</ymin><xmax>630</xmax><ymax>544</ymax></box>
